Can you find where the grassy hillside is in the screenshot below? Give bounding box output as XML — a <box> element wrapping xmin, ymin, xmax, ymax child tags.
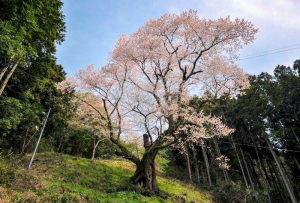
<box><xmin>0</xmin><ymin>153</ymin><xmax>211</xmax><ymax>203</ymax></box>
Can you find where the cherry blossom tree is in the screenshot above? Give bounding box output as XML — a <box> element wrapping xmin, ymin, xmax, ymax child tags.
<box><xmin>58</xmin><ymin>63</ymin><xmax>140</xmax><ymax>164</ymax></box>
<box><xmin>199</xmin><ymin>56</ymin><xmax>250</xmax><ymax>99</ymax></box>
<box><xmin>71</xmin><ymin>92</ymin><xmax>108</xmax><ymax>160</ymax></box>
<box><xmin>58</xmin><ymin>10</ymin><xmax>257</xmax><ymax>194</ymax></box>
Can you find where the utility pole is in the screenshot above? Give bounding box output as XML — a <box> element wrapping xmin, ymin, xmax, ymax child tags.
<box><xmin>28</xmin><ymin>108</ymin><xmax>51</xmax><ymax>169</ymax></box>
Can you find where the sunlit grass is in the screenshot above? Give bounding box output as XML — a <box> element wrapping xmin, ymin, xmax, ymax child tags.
<box><xmin>0</xmin><ymin>152</ymin><xmax>211</xmax><ymax>202</ymax></box>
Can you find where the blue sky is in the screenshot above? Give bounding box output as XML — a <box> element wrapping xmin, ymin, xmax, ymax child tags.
<box><xmin>56</xmin><ymin>0</ymin><xmax>300</xmax><ymax>76</ymax></box>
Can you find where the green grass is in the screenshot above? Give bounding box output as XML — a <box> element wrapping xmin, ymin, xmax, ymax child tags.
<box><xmin>0</xmin><ymin>152</ymin><xmax>211</xmax><ymax>203</ymax></box>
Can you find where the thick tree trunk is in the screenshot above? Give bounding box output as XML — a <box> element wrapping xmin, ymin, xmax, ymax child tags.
<box><xmin>0</xmin><ymin>62</ymin><xmax>18</xmax><ymax>96</ymax></box>
<box><xmin>261</xmin><ymin>158</ymin><xmax>273</xmax><ymax>188</ymax></box>
<box><xmin>213</xmin><ymin>138</ymin><xmax>229</xmax><ymax>183</ymax></box>
<box><xmin>132</xmin><ymin>149</ymin><xmax>159</xmax><ymax>195</ymax></box>
<box><xmin>268</xmin><ymin>159</ymin><xmax>289</xmax><ymax>202</ymax></box>
<box><xmin>230</xmin><ymin>137</ymin><xmax>249</xmax><ymax>188</ymax></box>
<box><xmin>266</xmin><ymin>139</ymin><xmax>297</xmax><ymax>203</ymax></box>
<box><xmin>0</xmin><ymin>65</ymin><xmax>9</xmax><ymax>82</ymax></box>
<box><xmin>91</xmin><ymin>138</ymin><xmax>101</xmax><ymax>161</ymax></box>
<box><xmin>191</xmin><ymin>144</ymin><xmax>200</xmax><ymax>184</ymax></box>
<box><xmin>240</xmin><ymin>149</ymin><xmax>255</xmax><ymax>190</ymax></box>
<box><xmin>253</xmin><ymin>141</ymin><xmax>267</xmax><ymax>188</ymax></box>
<box><xmin>185</xmin><ymin>144</ymin><xmax>193</xmax><ymax>183</ymax></box>
<box><xmin>249</xmin><ymin>157</ymin><xmax>260</xmax><ymax>187</ymax></box>
<box><xmin>201</xmin><ymin>142</ymin><xmax>212</xmax><ymax>187</ymax></box>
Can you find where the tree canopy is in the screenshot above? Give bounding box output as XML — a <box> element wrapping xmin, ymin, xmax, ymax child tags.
<box><xmin>58</xmin><ymin>10</ymin><xmax>257</xmax><ymax>194</ymax></box>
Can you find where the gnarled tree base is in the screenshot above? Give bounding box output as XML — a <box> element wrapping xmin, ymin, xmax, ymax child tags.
<box><xmin>131</xmin><ymin>150</ymin><xmax>160</xmax><ymax>196</ymax></box>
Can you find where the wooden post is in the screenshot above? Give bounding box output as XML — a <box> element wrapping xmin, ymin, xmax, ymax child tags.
<box><xmin>28</xmin><ymin>108</ymin><xmax>51</xmax><ymax>169</ymax></box>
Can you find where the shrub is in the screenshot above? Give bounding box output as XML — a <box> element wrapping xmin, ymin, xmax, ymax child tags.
<box><xmin>212</xmin><ymin>181</ymin><xmax>270</xmax><ymax>203</ymax></box>
<box><xmin>0</xmin><ymin>156</ymin><xmax>16</xmax><ymax>186</ymax></box>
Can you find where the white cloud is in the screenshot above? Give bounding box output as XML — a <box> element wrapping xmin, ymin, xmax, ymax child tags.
<box><xmin>163</xmin><ymin>0</ymin><xmax>300</xmax><ymax>73</ymax></box>
<box><xmin>200</xmin><ymin>0</ymin><xmax>300</xmax><ymax>30</ymax></box>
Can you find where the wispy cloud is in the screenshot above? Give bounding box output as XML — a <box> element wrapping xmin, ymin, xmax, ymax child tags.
<box><xmin>200</xmin><ymin>0</ymin><xmax>300</xmax><ymax>29</ymax></box>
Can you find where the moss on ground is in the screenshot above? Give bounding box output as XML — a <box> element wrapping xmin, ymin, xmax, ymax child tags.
<box><xmin>0</xmin><ymin>152</ymin><xmax>211</xmax><ymax>202</ymax></box>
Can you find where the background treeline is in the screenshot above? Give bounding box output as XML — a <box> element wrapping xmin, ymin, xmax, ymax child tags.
<box><xmin>0</xmin><ymin>1</ymin><xmax>299</xmax><ymax>202</ymax></box>
<box><xmin>0</xmin><ymin>0</ymin><xmax>120</xmax><ymax>159</ymax></box>
<box><xmin>165</xmin><ymin>60</ymin><xmax>300</xmax><ymax>202</ymax></box>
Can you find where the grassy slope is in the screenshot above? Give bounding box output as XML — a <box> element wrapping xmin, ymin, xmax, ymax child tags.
<box><xmin>0</xmin><ymin>152</ymin><xmax>211</xmax><ymax>203</ymax></box>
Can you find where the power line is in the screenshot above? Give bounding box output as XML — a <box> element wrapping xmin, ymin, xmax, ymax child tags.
<box><xmin>219</xmin><ymin>140</ymin><xmax>300</xmax><ymax>153</ymax></box>
<box><xmin>241</xmin><ymin>43</ymin><xmax>300</xmax><ymax>58</ymax></box>
<box><xmin>116</xmin><ymin>126</ymin><xmax>300</xmax><ymax>153</ymax></box>
<box><xmin>112</xmin><ymin>124</ymin><xmax>300</xmax><ymax>152</ymax></box>
<box><xmin>239</xmin><ymin>45</ymin><xmax>300</xmax><ymax>60</ymax></box>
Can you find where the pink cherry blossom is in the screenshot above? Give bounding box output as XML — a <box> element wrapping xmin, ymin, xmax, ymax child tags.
<box><xmin>58</xmin><ymin>9</ymin><xmax>256</xmax><ymax>156</ymax></box>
